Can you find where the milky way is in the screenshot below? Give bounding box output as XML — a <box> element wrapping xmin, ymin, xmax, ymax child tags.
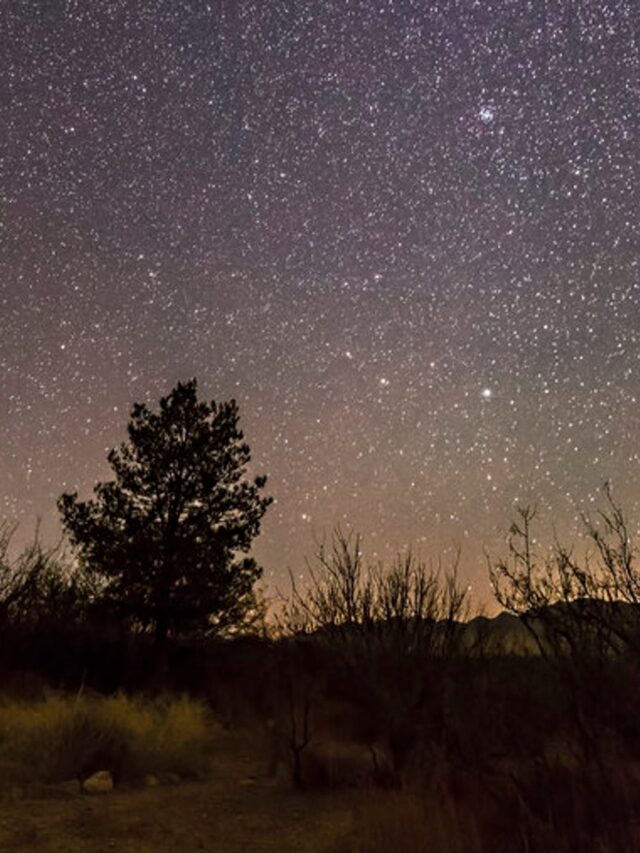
<box><xmin>3</xmin><ymin>2</ymin><xmax>640</xmax><ymax>600</ymax></box>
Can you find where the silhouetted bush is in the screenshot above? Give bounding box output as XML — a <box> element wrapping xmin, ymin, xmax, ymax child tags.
<box><xmin>272</xmin><ymin>529</ymin><xmax>472</xmax><ymax>786</ymax></box>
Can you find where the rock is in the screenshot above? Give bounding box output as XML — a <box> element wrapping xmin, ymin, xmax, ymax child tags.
<box><xmin>82</xmin><ymin>770</ymin><xmax>114</xmax><ymax>794</ymax></box>
<box><xmin>166</xmin><ymin>772</ymin><xmax>181</xmax><ymax>785</ymax></box>
<box><xmin>144</xmin><ymin>774</ymin><xmax>160</xmax><ymax>787</ymax></box>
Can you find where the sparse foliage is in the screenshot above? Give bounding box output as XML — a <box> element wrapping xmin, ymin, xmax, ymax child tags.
<box><xmin>279</xmin><ymin>527</ymin><xmax>469</xmax><ymax>656</ymax></box>
<box><xmin>488</xmin><ymin>484</ymin><xmax>640</xmax><ymax>767</ymax></box>
<box><xmin>276</xmin><ymin>528</ymin><xmax>471</xmax><ymax>782</ymax></box>
<box><xmin>489</xmin><ymin>485</ymin><xmax>640</xmax><ymax>659</ymax></box>
<box><xmin>0</xmin><ymin>523</ymin><xmax>91</xmax><ymax>629</ymax></box>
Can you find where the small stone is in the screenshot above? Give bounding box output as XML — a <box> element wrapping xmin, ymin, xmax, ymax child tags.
<box><xmin>166</xmin><ymin>772</ymin><xmax>181</xmax><ymax>785</ymax></box>
<box><xmin>82</xmin><ymin>770</ymin><xmax>114</xmax><ymax>794</ymax></box>
<box><xmin>144</xmin><ymin>774</ymin><xmax>160</xmax><ymax>787</ymax></box>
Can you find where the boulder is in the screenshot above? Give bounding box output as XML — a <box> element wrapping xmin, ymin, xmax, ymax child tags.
<box><xmin>82</xmin><ymin>770</ymin><xmax>114</xmax><ymax>794</ymax></box>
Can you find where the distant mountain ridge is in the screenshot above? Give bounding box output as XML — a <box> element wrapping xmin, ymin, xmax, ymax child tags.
<box><xmin>460</xmin><ymin>600</ymin><xmax>640</xmax><ymax>655</ymax></box>
<box><xmin>287</xmin><ymin>600</ymin><xmax>640</xmax><ymax>656</ymax></box>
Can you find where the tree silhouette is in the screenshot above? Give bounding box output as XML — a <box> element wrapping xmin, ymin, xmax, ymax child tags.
<box><xmin>58</xmin><ymin>379</ymin><xmax>272</xmax><ymax>643</ymax></box>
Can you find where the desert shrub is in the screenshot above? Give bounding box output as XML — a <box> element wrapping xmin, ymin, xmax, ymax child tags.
<box><xmin>0</xmin><ymin>523</ymin><xmax>94</xmax><ymax>632</ymax></box>
<box><xmin>0</xmin><ymin>692</ymin><xmax>213</xmax><ymax>784</ymax></box>
<box><xmin>339</xmin><ymin>761</ymin><xmax>640</xmax><ymax>853</ymax></box>
<box><xmin>340</xmin><ymin>791</ymin><xmax>483</xmax><ymax>853</ymax></box>
<box><xmin>276</xmin><ymin>529</ymin><xmax>471</xmax><ymax>783</ymax></box>
<box><xmin>280</xmin><ymin>738</ymin><xmax>389</xmax><ymax>790</ymax></box>
<box><xmin>489</xmin><ymin>493</ymin><xmax>640</xmax><ymax>767</ymax></box>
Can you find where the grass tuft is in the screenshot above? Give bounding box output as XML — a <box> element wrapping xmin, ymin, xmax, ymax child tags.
<box><xmin>0</xmin><ymin>691</ymin><xmax>214</xmax><ymax>785</ymax></box>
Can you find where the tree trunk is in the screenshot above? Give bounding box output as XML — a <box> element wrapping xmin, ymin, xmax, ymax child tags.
<box><xmin>152</xmin><ymin>608</ymin><xmax>170</xmax><ymax>689</ymax></box>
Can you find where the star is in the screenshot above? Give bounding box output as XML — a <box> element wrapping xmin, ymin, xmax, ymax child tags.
<box><xmin>2</xmin><ymin>1</ymin><xmax>638</xmax><ymax>607</ymax></box>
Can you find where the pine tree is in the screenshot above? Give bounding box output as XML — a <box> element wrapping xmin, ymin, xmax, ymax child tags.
<box><xmin>58</xmin><ymin>379</ymin><xmax>272</xmax><ymax>642</ymax></box>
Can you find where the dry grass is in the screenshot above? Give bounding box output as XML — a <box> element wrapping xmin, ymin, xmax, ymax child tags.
<box><xmin>3</xmin><ymin>705</ymin><xmax>640</xmax><ymax>852</ymax></box>
<box><xmin>0</xmin><ymin>691</ymin><xmax>214</xmax><ymax>785</ymax></box>
<box><xmin>335</xmin><ymin>762</ymin><xmax>640</xmax><ymax>853</ymax></box>
<box><xmin>0</xmin><ymin>724</ymin><xmax>356</xmax><ymax>853</ymax></box>
<box><xmin>335</xmin><ymin>784</ymin><xmax>493</xmax><ymax>853</ymax></box>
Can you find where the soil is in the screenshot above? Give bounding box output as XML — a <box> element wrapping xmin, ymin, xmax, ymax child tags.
<box><xmin>0</xmin><ymin>730</ymin><xmax>357</xmax><ymax>853</ymax></box>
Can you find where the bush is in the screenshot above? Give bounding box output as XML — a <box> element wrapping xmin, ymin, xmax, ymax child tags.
<box><xmin>0</xmin><ymin>692</ymin><xmax>214</xmax><ymax>784</ymax></box>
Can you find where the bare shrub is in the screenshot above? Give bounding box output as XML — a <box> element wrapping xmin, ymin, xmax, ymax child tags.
<box><xmin>275</xmin><ymin>528</ymin><xmax>471</xmax><ymax>786</ymax></box>
<box><xmin>488</xmin><ymin>485</ymin><xmax>640</xmax><ymax>767</ymax></box>
<box><xmin>0</xmin><ymin>523</ymin><xmax>93</xmax><ymax>632</ymax></box>
<box><xmin>490</xmin><ymin>485</ymin><xmax>640</xmax><ymax>659</ymax></box>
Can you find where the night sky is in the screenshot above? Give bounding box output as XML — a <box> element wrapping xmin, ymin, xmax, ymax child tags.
<box><xmin>3</xmin><ymin>1</ymin><xmax>640</xmax><ymax>601</ymax></box>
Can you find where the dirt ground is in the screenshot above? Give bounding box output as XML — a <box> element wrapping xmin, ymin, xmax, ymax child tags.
<box><xmin>0</xmin><ymin>730</ymin><xmax>357</xmax><ymax>853</ymax></box>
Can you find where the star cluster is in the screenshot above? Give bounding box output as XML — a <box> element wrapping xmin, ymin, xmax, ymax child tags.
<box><xmin>2</xmin><ymin>1</ymin><xmax>640</xmax><ymax>599</ymax></box>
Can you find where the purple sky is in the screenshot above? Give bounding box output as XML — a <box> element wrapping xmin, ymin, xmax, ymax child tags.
<box><xmin>3</xmin><ymin>1</ymin><xmax>640</xmax><ymax>602</ymax></box>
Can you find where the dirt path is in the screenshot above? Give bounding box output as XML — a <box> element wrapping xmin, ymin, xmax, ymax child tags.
<box><xmin>0</xmin><ymin>731</ymin><xmax>356</xmax><ymax>853</ymax></box>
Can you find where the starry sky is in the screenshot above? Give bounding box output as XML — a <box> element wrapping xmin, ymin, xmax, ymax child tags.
<box><xmin>3</xmin><ymin>1</ymin><xmax>640</xmax><ymax>602</ymax></box>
